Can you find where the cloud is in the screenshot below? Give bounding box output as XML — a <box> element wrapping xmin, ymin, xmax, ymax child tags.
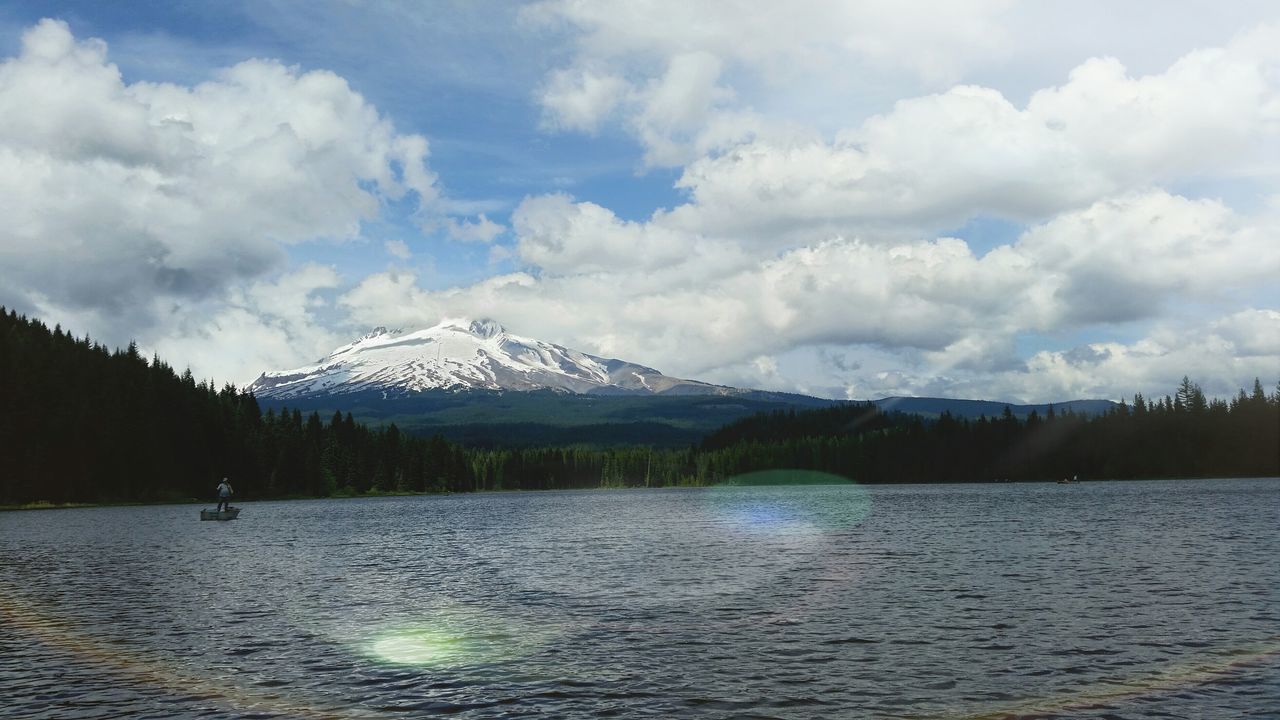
<box><xmin>340</xmin><ymin>269</ymin><xmax>539</xmax><ymax>332</ymax></box>
<box><xmin>529</xmin><ymin>2</ymin><xmax>1280</xmax><ymax>248</ymax></box>
<box><xmin>526</xmin><ymin>1</ymin><xmax>1021</xmax><ymax>166</ymax></box>
<box><xmin>342</xmin><ymin>234</ymin><xmax>994</xmax><ymax>375</ymax></box>
<box><xmin>148</xmin><ymin>264</ymin><xmax>344</xmax><ymax>385</ymax></box>
<box><xmin>530</xmin><ymin>2</ymin><xmax>1280</xmax><ymax>166</ymax></box>
<box><xmin>0</xmin><ymin>19</ymin><xmax>438</xmax><ymax>349</ymax></box>
<box><xmin>227</xmin><ymin>13</ymin><xmax>1280</xmax><ymax>397</ymax></box>
<box><xmin>660</xmin><ymin>27</ymin><xmax>1280</xmax><ymax>242</ymax></box>
<box><xmin>1003</xmin><ymin>310</ymin><xmax>1280</xmax><ymax>402</ymax></box>
<box><xmin>1025</xmin><ymin>28</ymin><xmax>1280</xmax><ymax>182</ymax></box>
<box><xmin>1210</xmin><ymin>308</ymin><xmax>1280</xmax><ymax>357</ymax></box>
<box><xmin>512</xmin><ymin>193</ymin><xmax>695</xmax><ymax>273</ymax></box>
<box><xmin>446</xmin><ymin>214</ymin><xmax>505</xmax><ymax>243</ymax></box>
<box><xmin>629</xmin><ymin>51</ymin><xmax>742</xmax><ymax>167</ymax></box>
<box><xmin>9</xmin><ymin>10</ymin><xmax>1277</xmax><ymax>402</ymax></box>
<box><xmin>1010</xmin><ymin>192</ymin><xmax>1280</xmax><ymax>328</ymax></box>
<box><xmin>511</xmin><ymin>19</ymin><xmax>1280</xmax><ymax>284</ymax></box>
<box><xmin>778</xmin><ymin>309</ymin><xmax>1280</xmax><ymax>404</ymax></box>
<box><xmin>385</xmin><ymin>240</ymin><xmax>412</xmax><ymax>260</ymax></box>
<box><xmin>524</xmin><ymin>0</ymin><xmax>1017</xmax><ymax>87</ymax></box>
<box><xmin>539</xmin><ymin>66</ymin><xmax>628</xmax><ymax>132</ymax></box>
<box><xmin>339</xmin><ymin>187</ymin><xmax>1277</xmax><ymax>403</ymax></box>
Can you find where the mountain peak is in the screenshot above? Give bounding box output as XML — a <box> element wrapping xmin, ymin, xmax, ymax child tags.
<box><xmin>430</xmin><ymin>317</ymin><xmax>505</xmax><ymax>339</ymax></box>
<box><xmin>467</xmin><ymin>318</ymin><xmax>505</xmax><ymax>339</ymax></box>
<box><xmin>360</xmin><ymin>326</ymin><xmax>399</xmax><ymax>341</ymax></box>
<box><xmin>248</xmin><ymin>317</ymin><xmax>732</xmax><ymax>400</ymax></box>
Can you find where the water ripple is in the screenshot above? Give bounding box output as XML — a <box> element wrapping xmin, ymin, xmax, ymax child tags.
<box><xmin>1</xmin><ymin>479</ymin><xmax>1278</xmax><ymax>718</ymax></box>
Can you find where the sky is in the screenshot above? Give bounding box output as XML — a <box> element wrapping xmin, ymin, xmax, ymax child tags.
<box><xmin>0</xmin><ymin>0</ymin><xmax>1277</xmax><ymax>403</ymax></box>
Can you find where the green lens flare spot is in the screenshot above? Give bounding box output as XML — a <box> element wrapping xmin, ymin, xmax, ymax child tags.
<box><xmin>371</xmin><ymin>630</ymin><xmax>463</xmax><ymax>665</ymax></box>
<box><xmin>367</xmin><ymin>620</ymin><xmax>536</xmax><ymax>667</ymax></box>
<box><xmin>707</xmin><ymin>469</ymin><xmax>873</xmax><ymax>533</ymax></box>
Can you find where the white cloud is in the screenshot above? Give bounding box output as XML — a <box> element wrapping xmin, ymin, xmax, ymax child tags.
<box><xmin>339</xmin><ymin>234</ymin><xmax>999</xmax><ymax>377</ymax></box>
<box><xmin>446</xmin><ymin>214</ymin><xmax>505</xmax><ymax>243</ymax></box>
<box><xmin>539</xmin><ymin>66</ymin><xmax>628</xmax><ymax>132</ymax></box>
<box><xmin>1025</xmin><ymin>28</ymin><xmax>1280</xmax><ymax>182</ymax></box>
<box><xmin>226</xmin><ymin>13</ymin><xmax>1280</xmax><ymax>396</ymax></box>
<box><xmin>512</xmin><ymin>193</ymin><xmax>694</xmax><ymax>273</ymax></box>
<box><xmin>339</xmin><ymin>187</ymin><xmax>1277</xmax><ymax>404</ymax></box>
<box><xmin>385</xmin><ymin>239</ymin><xmax>412</xmax><ymax>260</ymax></box>
<box><xmin>1010</xmin><ymin>192</ymin><xmax>1280</xmax><ymax>328</ymax></box>
<box><xmin>1002</xmin><ymin>310</ymin><xmax>1280</xmax><ymax>402</ymax></box>
<box><xmin>1210</xmin><ymin>309</ymin><xmax>1280</xmax><ymax>358</ymax></box>
<box><xmin>527</xmin><ymin>1</ymin><xmax>1021</xmax><ymax>165</ymax></box>
<box><xmin>629</xmin><ymin>51</ymin><xmax>740</xmax><ymax>167</ymax></box>
<box><xmin>148</xmin><ymin>264</ymin><xmax>344</xmax><ymax>385</ymax></box>
<box><xmin>338</xmin><ymin>268</ymin><xmax>431</xmax><ymax>329</ymax></box>
<box><xmin>0</xmin><ymin>19</ymin><xmax>437</xmax><ymax>356</ymax></box>
<box><xmin>8</xmin><ymin>10</ymin><xmax>1278</xmax><ymax>402</ymax></box>
<box><xmin>524</xmin><ymin>0</ymin><xmax>1017</xmax><ymax>87</ymax></box>
<box><xmin>530</xmin><ymin>2</ymin><xmax>1280</xmax><ymax>160</ymax></box>
<box><xmin>340</xmin><ymin>269</ymin><xmax>540</xmax><ymax>333</ymax></box>
<box><xmin>784</xmin><ymin>309</ymin><xmax>1280</xmax><ymax>404</ymax></box>
<box><xmin>658</xmin><ymin>27</ymin><xmax>1280</xmax><ymax>243</ymax></box>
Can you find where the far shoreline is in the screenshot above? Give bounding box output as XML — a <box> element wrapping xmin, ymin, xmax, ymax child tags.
<box><xmin>5</xmin><ymin>475</ymin><xmax>1277</xmax><ymax>512</ymax></box>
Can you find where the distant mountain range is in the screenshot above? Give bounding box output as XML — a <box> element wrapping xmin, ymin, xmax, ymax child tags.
<box><xmin>871</xmin><ymin>396</ymin><xmax>1116</xmax><ymax>420</ymax></box>
<box><xmin>249</xmin><ymin>320</ymin><xmax>1115</xmax><ymax>445</ymax></box>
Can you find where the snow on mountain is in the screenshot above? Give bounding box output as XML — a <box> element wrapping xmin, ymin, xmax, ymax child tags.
<box><xmin>248</xmin><ymin>318</ymin><xmax>732</xmax><ymax>400</ymax></box>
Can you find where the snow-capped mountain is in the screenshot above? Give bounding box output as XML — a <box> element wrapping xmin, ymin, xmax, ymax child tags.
<box><xmin>248</xmin><ymin>318</ymin><xmax>733</xmax><ymax>400</ymax></box>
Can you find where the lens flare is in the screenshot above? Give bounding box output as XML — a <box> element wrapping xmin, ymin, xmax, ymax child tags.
<box><xmin>365</xmin><ymin>613</ymin><xmax>543</xmax><ymax>667</ymax></box>
<box><xmin>487</xmin><ymin>472</ymin><xmax>876</xmax><ymax>607</ymax></box>
<box><xmin>371</xmin><ymin>628</ymin><xmax>463</xmax><ymax>665</ymax></box>
<box><xmin>706</xmin><ymin>469</ymin><xmax>873</xmax><ymax>534</ymax></box>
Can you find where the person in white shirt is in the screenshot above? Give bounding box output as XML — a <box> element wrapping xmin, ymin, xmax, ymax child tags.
<box><xmin>216</xmin><ymin>478</ymin><xmax>234</xmax><ymax>512</ymax></box>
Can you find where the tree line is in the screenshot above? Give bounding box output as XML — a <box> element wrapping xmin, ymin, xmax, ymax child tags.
<box><xmin>0</xmin><ymin>309</ymin><xmax>476</xmax><ymax>504</ymax></box>
<box><xmin>1</xmin><ymin>308</ymin><xmax>1276</xmax><ymax>505</ymax></box>
<box><xmin>690</xmin><ymin>378</ymin><xmax>1278</xmax><ymax>484</ymax></box>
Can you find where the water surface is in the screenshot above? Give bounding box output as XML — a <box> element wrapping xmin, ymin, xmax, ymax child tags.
<box><xmin>2</xmin><ymin>479</ymin><xmax>1277</xmax><ymax>718</ymax></box>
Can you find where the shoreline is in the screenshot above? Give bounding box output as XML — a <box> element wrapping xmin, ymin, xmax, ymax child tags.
<box><xmin>4</xmin><ymin>475</ymin><xmax>1277</xmax><ymax>512</ymax></box>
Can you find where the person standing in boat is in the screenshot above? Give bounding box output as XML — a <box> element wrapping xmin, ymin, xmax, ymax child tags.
<box><xmin>216</xmin><ymin>478</ymin><xmax>234</xmax><ymax>512</ymax></box>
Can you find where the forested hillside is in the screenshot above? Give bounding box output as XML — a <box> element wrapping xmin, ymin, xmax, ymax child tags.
<box><xmin>0</xmin><ymin>310</ymin><xmax>473</xmax><ymax>504</ymax></box>
<box><xmin>695</xmin><ymin>382</ymin><xmax>1279</xmax><ymax>484</ymax></box>
<box><xmin>2</xmin><ymin>308</ymin><xmax>1277</xmax><ymax>506</ymax></box>
<box><xmin>253</xmin><ymin>387</ymin><xmax>834</xmax><ymax>447</ymax></box>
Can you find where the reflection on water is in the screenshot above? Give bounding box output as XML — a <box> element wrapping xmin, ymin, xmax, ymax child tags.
<box><xmin>1</xmin><ymin>478</ymin><xmax>1277</xmax><ymax>718</ymax></box>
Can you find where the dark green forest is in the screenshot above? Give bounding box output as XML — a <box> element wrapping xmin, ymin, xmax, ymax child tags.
<box><xmin>2</xmin><ymin>309</ymin><xmax>1277</xmax><ymax>506</ymax></box>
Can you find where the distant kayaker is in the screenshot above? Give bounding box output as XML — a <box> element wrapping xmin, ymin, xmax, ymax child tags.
<box><xmin>216</xmin><ymin>478</ymin><xmax>234</xmax><ymax>512</ymax></box>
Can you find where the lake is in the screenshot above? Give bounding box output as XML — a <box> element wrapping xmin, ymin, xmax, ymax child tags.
<box><xmin>2</xmin><ymin>478</ymin><xmax>1277</xmax><ymax>719</ymax></box>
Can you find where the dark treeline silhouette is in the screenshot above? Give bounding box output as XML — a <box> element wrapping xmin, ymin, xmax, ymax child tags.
<box><xmin>689</xmin><ymin>380</ymin><xmax>1278</xmax><ymax>484</ymax></box>
<box><xmin>2</xmin><ymin>308</ymin><xmax>1277</xmax><ymax>505</ymax></box>
<box><xmin>0</xmin><ymin>310</ymin><xmax>474</xmax><ymax>504</ymax></box>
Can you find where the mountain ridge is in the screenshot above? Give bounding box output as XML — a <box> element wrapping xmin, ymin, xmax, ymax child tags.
<box><xmin>248</xmin><ymin>320</ymin><xmax>1116</xmax><ymax>446</ymax></box>
<box><xmin>248</xmin><ymin>318</ymin><xmax>737</xmax><ymax>400</ymax></box>
<box><xmin>871</xmin><ymin>395</ymin><xmax>1116</xmax><ymax>420</ymax></box>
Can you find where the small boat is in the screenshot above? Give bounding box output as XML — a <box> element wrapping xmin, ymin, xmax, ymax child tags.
<box><xmin>200</xmin><ymin>507</ymin><xmax>240</xmax><ymax>521</ymax></box>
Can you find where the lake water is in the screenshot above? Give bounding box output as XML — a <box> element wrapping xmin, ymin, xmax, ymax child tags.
<box><xmin>2</xmin><ymin>478</ymin><xmax>1277</xmax><ymax>719</ymax></box>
